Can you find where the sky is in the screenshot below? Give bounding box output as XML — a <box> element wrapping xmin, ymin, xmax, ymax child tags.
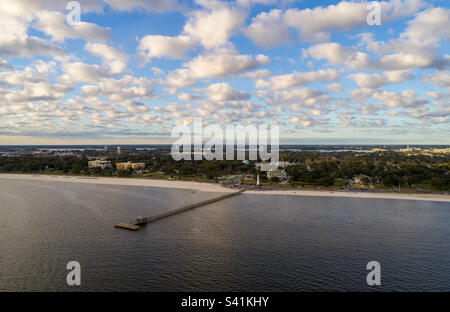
<box><xmin>0</xmin><ymin>0</ymin><xmax>449</xmax><ymax>145</ymax></box>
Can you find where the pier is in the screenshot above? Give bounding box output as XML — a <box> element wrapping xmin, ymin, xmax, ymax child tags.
<box><xmin>114</xmin><ymin>189</ymin><xmax>245</xmax><ymax>231</ymax></box>
<box><xmin>114</xmin><ymin>222</ymin><xmax>140</xmax><ymax>231</ymax></box>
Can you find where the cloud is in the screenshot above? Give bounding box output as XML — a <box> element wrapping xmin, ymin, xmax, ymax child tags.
<box><xmin>137</xmin><ymin>0</ymin><xmax>248</xmax><ymax>61</ymax></box>
<box><xmin>33</xmin><ymin>10</ymin><xmax>111</xmax><ymax>42</ymax></box>
<box><xmin>187</xmin><ymin>50</ymin><xmax>269</xmax><ymax>78</ymax></box>
<box><xmin>349</xmin><ymin>69</ymin><xmax>413</xmax><ymax>88</ymax></box>
<box><xmin>306</xmin><ymin>42</ymin><xmax>371</xmax><ymax>69</ymax></box>
<box><xmin>423</xmin><ymin>71</ymin><xmax>450</xmax><ymax>89</ymax></box>
<box><xmin>245</xmin><ymin>9</ymin><xmax>290</xmax><ymax>48</ymax></box>
<box><xmin>85</xmin><ymin>43</ymin><xmax>128</xmax><ymax>74</ymax></box>
<box><xmin>80</xmin><ymin>75</ymin><xmax>156</xmax><ymax>102</ymax></box>
<box><xmin>138</xmin><ymin>35</ymin><xmax>196</xmax><ymax>60</ymax></box>
<box><xmin>269</xmin><ymin>88</ymin><xmax>331</xmax><ymax>112</ymax></box>
<box><xmin>105</xmin><ymin>0</ymin><xmax>182</xmax><ymax>12</ymax></box>
<box><xmin>338</xmin><ymin>114</ymin><xmax>387</xmax><ymax>129</ymax></box>
<box><xmin>60</xmin><ymin>62</ymin><xmax>109</xmax><ymax>83</ymax></box>
<box><xmin>177</xmin><ymin>92</ymin><xmax>202</xmax><ymax>101</ymax></box>
<box><xmin>167</xmin><ymin>69</ymin><xmax>197</xmax><ymax>89</ymax></box>
<box><xmin>167</xmin><ymin>47</ymin><xmax>270</xmax><ymax>88</ymax></box>
<box><xmin>1</xmin><ymin>0</ymin><xmax>448</xmax><ymax>141</ymax></box>
<box><xmin>246</xmin><ymin>0</ymin><xmax>426</xmax><ymax>46</ymax></box>
<box><xmin>3</xmin><ymin>82</ymin><xmax>72</xmax><ymax>104</ymax></box>
<box><xmin>372</xmin><ymin>89</ymin><xmax>428</xmax><ymax>108</ymax></box>
<box><xmin>0</xmin><ymin>59</ymin><xmax>13</xmax><ymax>71</ymax></box>
<box><xmin>283</xmin><ymin>1</ymin><xmax>368</xmax><ymax>41</ymax></box>
<box><xmin>237</xmin><ymin>0</ymin><xmax>298</xmax><ymax>7</ymax></box>
<box><xmin>377</xmin><ymin>8</ymin><xmax>450</xmax><ymax>70</ymax></box>
<box><xmin>399</xmin><ymin>7</ymin><xmax>450</xmax><ymax>49</ymax></box>
<box><xmin>184</xmin><ymin>0</ymin><xmax>247</xmax><ymax>49</ymax></box>
<box><xmin>257</xmin><ymin>69</ymin><xmax>339</xmax><ymax>91</ymax></box>
<box><xmin>0</xmin><ymin>62</ymin><xmax>53</xmax><ymax>87</ymax></box>
<box><xmin>327</xmin><ymin>83</ymin><xmax>342</xmax><ymax>94</ymax></box>
<box><xmin>243</xmin><ymin>69</ymin><xmax>271</xmax><ymax>80</ymax></box>
<box><xmin>204</xmin><ymin>83</ymin><xmax>251</xmax><ymax>101</ymax></box>
<box><xmin>0</xmin><ymin>7</ymin><xmax>63</xmax><ymax>58</ymax></box>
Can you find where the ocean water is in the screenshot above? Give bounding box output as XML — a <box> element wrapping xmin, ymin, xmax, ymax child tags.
<box><xmin>0</xmin><ymin>177</ymin><xmax>448</xmax><ymax>291</ymax></box>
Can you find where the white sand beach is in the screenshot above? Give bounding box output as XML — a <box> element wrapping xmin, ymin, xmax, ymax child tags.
<box><xmin>1</xmin><ymin>174</ymin><xmax>449</xmax><ymax>202</ymax></box>
<box><xmin>0</xmin><ymin>173</ymin><xmax>234</xmax><ymax>193</ymax></box>
<box><xmin>244</xmin><ymin>189</ymin><xmax>450</xmax><ymax>202</ymax></box>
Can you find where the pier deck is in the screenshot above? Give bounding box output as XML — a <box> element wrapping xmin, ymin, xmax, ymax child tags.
<box><xmin>114</xmin><ymin>223</ymin><xmax>140</xmax><ymax>231</ymax></box>
<box><xmin>115</xmin><ymin>189</ymin><xmax>245</xmax><ymax>231</ymax></box>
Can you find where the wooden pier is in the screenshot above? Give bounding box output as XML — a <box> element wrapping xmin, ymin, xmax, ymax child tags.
<box><xmin>115</xmin><ymin>189</ymin><xmax>245</xmax><ymax>231</ymax></box>
<box><xmin>114</xmin><ymin>222</ymin><xmax>140</xmax><ymax>231</ymax></box>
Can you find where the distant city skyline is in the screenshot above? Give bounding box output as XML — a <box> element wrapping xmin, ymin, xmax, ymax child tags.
<box><xmin>0</xmin><ymin>0</ymin><xmax>449</xmax><ymax>145</ymax></box>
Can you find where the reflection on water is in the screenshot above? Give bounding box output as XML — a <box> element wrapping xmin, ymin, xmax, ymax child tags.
<box><xmin>0</xmin><ymin>178</ymin><xmax>448</xmax><ymax>291</ymax></box>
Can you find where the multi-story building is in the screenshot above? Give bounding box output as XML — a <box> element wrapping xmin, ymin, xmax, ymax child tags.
<box><xmin>88</xmin><ymin>160</ymin><xmax>112</xmax><ymax>170</ymax></box>
<box><xmin>115</xmin><ymin>161</ymin><xmax>145</xmax><ymax>171</ymax></box>
<box><xmin>267</xmin><ymin>169</ymin><xmax>287</xmax><ymax>180</ymax></box>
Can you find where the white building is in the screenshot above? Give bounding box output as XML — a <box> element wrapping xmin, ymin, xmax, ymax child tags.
<box><xmin>88</xmin><ymin>160</ymin><xmax>112</xmax><ymax>170</ymax></box>
<box><xmin>267</xmin><ymin>169</ymin><xmax>287</xmax><ymax>180</ymax></box>
<box><xmin>352</xmin><ymin>174</ymin><xmax>370</xmax><ymax>185</ymax></box>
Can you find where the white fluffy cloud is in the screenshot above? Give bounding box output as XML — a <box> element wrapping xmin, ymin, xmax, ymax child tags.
<box><xmin>349</xmin><ymin>70</ymin><xmax>413</xmax><ymax>88</ymax></box>
<box><xmin>184</xmin><ymin>1</ymin><xmax>247</xmax><ymax>49</ymax></box>
<box><xmin>85</xmin><ymin>43</ymin><xmax>128</xmax><ymax>74</ymax></box>
<box><xmin>424</xmin><ymin>71</ymin><xmax>450</xmax><ymax>89</ymax></box>
<box><xmin>33</xmin><ymin>11</ymin><xmax>111</xmax><ymax>42</ymax></box>
<box><xmin>138</xmin><ymin>35</ymin><xmax>196</xmax><ymax>60</ymax></box>
<box><xmin>0</xmin><ymin>5</ymin><xmax>63</xmax><ymax>58</ymax></box>
<box><xmin>245</xmin><ymin>9</ymin><xmax>290</xmax><ymax>49</ymax></box>
<box><xmin>105</xmin><ymin>0</ymin><xmax>182</xmax><ymax>12</ymax></box>
<box><xmin>371</xmin><ymin>89</ymin><xmax>428</xmax><ymax>108</ymax></box>
<box><xmin>270</xmin><ymin>88</ymin><xmax>331</xmax><ymax>108</ymax></box>
<box><xmin>378</xmin><ymin>8</ymin><xmax>450</xmax><ymax>70</ymax></box>
<box><xmin>246</xmin><ymin>0</ymin><xmax>425</xmax><ymax>45</ymax></box>
<box><xmin>204</xmin><ymin>83</ymin><xmax>250</xmax><ymax>101</ymax></box>
<box><xmin>1</xmin><ymin>0</ymin><xmax>449</xmax><ymax>140</ymax></box>
<box><xmin>167</xmin><ymin>48</ymin><xmax>270</xmax><ymax>88</ymax></box>
<box><xmin>186</xmin><ymin>50</ymin><xmax>269</xmax><ymax>78</ymax></box>
<box><xmin>60</xmin><ymin>62</ymin><xmax>109</xmax><ymax>83</ymax></box>
<box><xmin>257</xmin><ymin>69</ymin><xmax>339</xmax><ymax>91</ymax></box>
<box><xmin>327</xmin><ymin>83</ymin><xmax>342</xmax><ymax>94</ymax></box>
<box><xmin>80</xmin><ymin>75</ymin><xmax>156</xmax><ymax>102</ymax></box>
<box><xmin>306</xmin><ymin>42</ymin><xmax>371</xmax><ymax>69</ymax></box>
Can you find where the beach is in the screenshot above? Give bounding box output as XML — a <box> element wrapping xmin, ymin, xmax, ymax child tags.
<box><xmin>1</xmin><ymin>173</ymin><xmax>449</xmax><ymax>203</ymax></box>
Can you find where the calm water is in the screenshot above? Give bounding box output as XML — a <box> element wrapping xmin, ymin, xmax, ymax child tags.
<box><xmin>0</xmin><ymin>177</ymin><xmax>448</xmax><ymax>291</ymax></box>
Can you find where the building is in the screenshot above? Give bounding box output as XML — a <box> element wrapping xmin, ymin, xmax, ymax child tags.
<box><xmin>88</xmin><ymin>160</ymin><xmax>112</xmax><ymax>170</ymax></box>
<box><xmin>256</xmin><ymin>161</ymin><xmax>291</xmax><ymax>171</ymax></box>
<box><xmin>431</xmin><ymin>148</ymin><xmax>450</xmax><ymax>154</ymax></box>
<box><xmin>115</xmin><ymin>161</ymin><xmax>145</xmax><ymax>171</ymax></box>
<box><xmin>352</xmin><ymin>174</ymin><xmax>370</xmax><ymax>185</ymax></box>
<box><xmin>372</xmin><ymin>148</ymin><xmax>387</xmax><ymax>152</ymax></box>
<box><xmin>267</xmin><ymin>169</ymin><xmax>287</xmax><ymax>180</ymax></box>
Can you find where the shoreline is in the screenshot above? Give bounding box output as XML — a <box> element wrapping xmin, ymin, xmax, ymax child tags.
<box><xmin>1</xmin><ymin>173</ymin><xmax>449</xmax><ymax>202</ymax></box>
